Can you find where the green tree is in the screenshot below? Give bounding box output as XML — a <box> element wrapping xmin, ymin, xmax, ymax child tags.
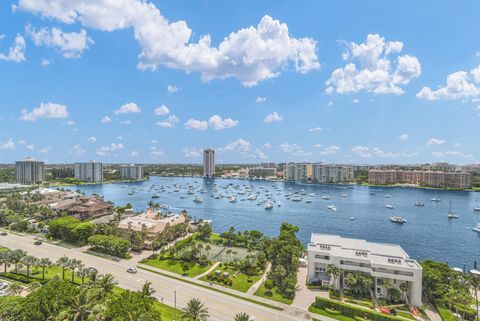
<box><xmin>105</xmin><ymin>289</ymin><xmax>162</xmax><ymax>321</ymax></box>
<box><xmin>9</xmin><ymin>249</ymin><xmax>26</xmax><ymax>273</ymax></box>
<box><xmin>65</xmin><ymin>288</ymin><xmax>98</xmax><ymax>321</ymax></box>
<box><xmin>96</xmin><ymin>273</ymin><xmax>118</xmax><ymax>293</ymax></box>
<box><xmin>38</xmin><ymin>258</ymin><xmax>52</xmax><ymax>280</ymax></box>
<box><xmin>181</xmin><ymin>298</ymin><xmax>210</xmax><ymax>321</ymax></box>
<box><xmin>57</xmin><ymin>256</ymin><xmax>71</xmax><ymax>280</ymax></box>
<box><xmin>326</xmin><ymin>264</ymin><xmax>342</xmax><ymax>296</ymax></box>
<box><xmin>469</xmin><ymin>274</ymin><xmax>479</xmax><ymax>320</ymax></box>
<box><xmin>234</xmin><ymin>312</ymin><xmax>252</xmax><ymax>321</ymax></box>
<box><xmin>0</xmin><ymin>250</ymin><xmax>11</xmax><ymax>273</ymax></box>
<box><xmin>20</xmin><ymin>255</ymin><xmax>37</xmax><ymax>277</ymax></box>
<box><xmin>140</xmin><ymin>281</ymin><xmax>156</xmax><ymax>300</ymax></box>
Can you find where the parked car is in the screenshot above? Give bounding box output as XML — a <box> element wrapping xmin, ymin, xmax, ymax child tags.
<box><xmin>33</xmin><ymin>240</ymin><xmax>43</xmax><ymax>245</ymax></box>
<box><xmin>0</xmin><ymin>232</ymin><xmax>7</xmax><ymax>236</ymax></box>
<box><xmin>127</xmin><ymin>267</ymin><xmax>137</xmax><ymax>274</ymax></box>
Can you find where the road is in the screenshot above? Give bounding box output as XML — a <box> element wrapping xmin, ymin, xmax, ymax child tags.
<box><xmin>0</xmin><ymin>233</ymin><xmax>315</xmax><ymax>321</ymax></box>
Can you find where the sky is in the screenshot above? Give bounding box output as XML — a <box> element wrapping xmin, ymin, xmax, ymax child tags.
<box><xmin>1</xmin><ymin>0</ymin><xmax>480</xmax><ymax>164</ymax></box>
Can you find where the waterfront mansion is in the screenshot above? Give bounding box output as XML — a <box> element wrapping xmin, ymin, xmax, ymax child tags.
<box><xmin>307</xmin><ymin>233</ymin><xmax>422</xmax><ymax>306</ymax></box>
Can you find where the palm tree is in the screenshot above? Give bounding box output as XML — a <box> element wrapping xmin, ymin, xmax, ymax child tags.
<box><xmin>20</xmin><ymin>255</ymin><xmax>37</xmax><ymax>277</ymax></box>
<box><xmin>6</xmin><ymin>281</ymin><xmax>23</xmax><ymax>296</ymax></box>
<box><xmin>469</xmin><ymin>274</ymin><xmax>480</xmax><ymax>320</ymax></box>
<box><xmin>10</xmin><ymin>249</ymin><xmax>26</xmax><ymax>273</ymax></box>
<box><xmin>399</xmin><ymin>282</ymin><xmax>409</xmax><ymax>305</ymax></box>
<box><xmin>181</xmin><ymin>298</ymin><xmax>210</xmax><ymax>321</ymax></box>
<box><xmin>96</xmin><ymin>273</ymin><xmax>117</xmax><ymax>293</ymax></box>
<box><xmin>69</xmin><ymin>259</ymin><xmax>83</xmax><ymax>284</ymax></box>
<box><xmin>326</xmin><ymin>264</ymin><xmax>341</xmax><ymax>296</ymax></box>
<box><xmin>38</xmin><ymin>258</ymin><xmax>52</xmax><ymax>280</ymax></box>
<box><xmin>226</xmin><ymin>249</ymin><xmax>233</xmax><ymax>261</ymax></box>
<box><xmin>205</xmin><ymin>244</ymin><xmax>211</xmax><ymax>259</ymax></box>
<box><xmin>0</xmin><ymin>251</ymin><xmax>11</xmax><ymax>273</ymax></box>
<box><xmin>140</xmin><ymin>281</ymin><xmax>156</xmax><ymax>300</ymax></box>
<box><xmin>67</xmin><ymin>289</ymin><xmax>98</xmax><ymax>321</ymax></box>
<box><xmin>234</xmin><ymin>312</ymin><xmax>252</xmax><ymax>321</ymax></box>
<box><xmin>57</xmin><ymin>256</ymin><xmax>70</xmax><ymax>280</ymax></box>
<box><xmin>77</xmin><ymin>265</ymin><xmax>89</xmax><ymax>285</ymax></box>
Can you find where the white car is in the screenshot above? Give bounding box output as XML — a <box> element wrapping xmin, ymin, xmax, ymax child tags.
<box><xmin>127</xmin><ymin>267</ymin><xmax>137</xmax><ymax>274</ymax></box>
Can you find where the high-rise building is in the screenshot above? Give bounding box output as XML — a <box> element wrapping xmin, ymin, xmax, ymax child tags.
<box><xmin>74</xmin><ymin>161</ymin><xmax>103</xmax><ymax>182</ymax></box>
<box><xmin>15</xmin><ymin>158</ymin><xmax>45</xmax><ymax>185</ymax></box>
<box><xmin>203</xmin><ymin>148</ymin><xmax>215</xmax><ymax>178</ymax></box>
<box><xmin>368</xmin><ymin>169</ymin><xmax>472</xmax><ymax>188</ymax></box>
<box><xmin>120</xmin><ymin>164</ymin><xmax>143</xmax><ymax>180</ymax></box>
<box><xmin>283</xmin><ymin>163</ymin><xmax>353</xmax><ymax>183</ymax></box>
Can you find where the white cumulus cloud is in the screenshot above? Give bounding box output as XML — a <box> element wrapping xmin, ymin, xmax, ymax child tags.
<box><xmin>208</xmin><ymin>115</ymin><xmax>239</xmax><ymax>130</ymax></box>
<box><xmin>167</xmin><ymin>85</ymin><xmax>179</xmax><ymax>94</ymax></box>
<box><xmin>319</xmin><ymin>145</ymin><xmax>340</xmax><ymax>156</ymax></box>
<box><xmin>427</xmin><ymin>138</ymin><xmax>446</xmax><ymax>146</ymax></box>
<box><xmin>100</xmin><ymin>116</ymin><xmax>112</xmax><ymax>123</ymax></box>
<box><xmin>96</xmin><ymin>143</ymin><xmax>123</xmax><ymax>156</ymax></box>
<box><xmin>154</xmin><ymin>105</ymin><xmax>169</xmax><ymax>115</ymax></box>
<box><xmin>155</xmin><ymin>115</ymin><xmax>179</xmax><ymax>128</ymax></box>
<box><xmin>399</xmin><ymin>134</ymin><xmax>409</xmax><ymax>142</ymax></box>
<box><xmin>21</xmin><ymin>102</ymin><xmax>68</xmax><ymax>121</ymax></box>
<box><xmin>114</xmin><ymin>102</ymin><xmax>141</xmax><ymax>115</ymax></box>
<box><xmin>264</xmin><ymin>112</ymin><xmax>283</xmax><ymax>123</ymax></box>
<box><xmin>183</xmin><ymin>147</ymin><xmax>202</xmax><ymax>158</ymax></box>
<box><xmin>26</xmin><ymin>25</ymin><xmax>93</xmax><ymax>58</ymax></box>
<box><xmin>184</xmin><ymin>118</ymin><xmax>208</xmax><ymax>130</ymax></box>
<box><xmin>87</xmin><ymin>136</ymin><xmax>96</xmax><ymax>143</ymax></box>
<box><xmin>16</xmin><ymin>1</ymin><xmax>320</xmax><ymax>86</ymax></box>
<box><xmin>352</xmin><ymin>146</ymin><xmax>371</xmax><ymax>158</ymax></box>
<box><xmin>0</xmin><ymin>138</ymin><xmax>15</xmax><ymax>150</ymax></box>
<box><xmin>256</xmin><ymin>97</ymin><xmax>267</xmax><ymax>103</ymax></box>
<box><xmin>326</xmin><ymin>34</ymin><xmax>421</xmax><ymax>95</ymax></box>
<box><xmin>0</xmin><ymin>35</ymin><xmax>25</xmax><ymax>62</ymax></box>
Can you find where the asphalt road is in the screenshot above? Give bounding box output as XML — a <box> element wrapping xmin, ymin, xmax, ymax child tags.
<box><xmin>0</xmin><ymin>233</ymin><xmax>314</xmax><ymax>321</ymax></box>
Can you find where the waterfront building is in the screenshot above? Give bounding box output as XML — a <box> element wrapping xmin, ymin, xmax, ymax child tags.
<box><xmin>74</xmin><ymin>161</ymin><xmax>103</xmax><ymax>182</ymax></box>
<box><xmin>248</xmin><ymin>166</ymin><xmax>276</xmax><ymax>178</ymax></box>
<box><xmin>260</xmin><ymin>162</ymin><xmax>277</xmax><ymax>169</ymax></box>
<box><xmin>120</xmin><ymin>164</ymin><xmax>143</xmax><ymax>180</ymax></box>
<box><xmin>15</xmin><ymin>158</ymin><xmax>45</xmax><ymax>185</ymax></box>
<box><xmin>203</xmin><ymin>148</ymin><xmax>215</xmax><ymax>178</ymax></box>
<box><xmin>368</xmin><ymin>169</ymin><xmax>472</xmax><ymax>188</ymax></box>
<box><xmin>307</xmin><ymin>233</ymin><xmax>422</xmax><ymax>306</ymax></box>
<box><xmin>284</xmin><ymin>163</ymin><xmax>353</xmax><ymax>183</ymax></box>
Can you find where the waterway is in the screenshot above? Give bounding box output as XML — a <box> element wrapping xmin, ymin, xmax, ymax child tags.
<box><xmin>65</xmin><ymin>176</ymin><xmax>480</xmax><ymax>268</ymax></box>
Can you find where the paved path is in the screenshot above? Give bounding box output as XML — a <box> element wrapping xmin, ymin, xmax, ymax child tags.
<box><xmin>1</xmin><ymin>232</ymin><xmax>332</xmax><ymax>321</ymax></box>
<box><xmin>247</xmin><ymin>262</ymin><xmax>271</xmax><ymax>295</ymax></box>
<box><xmin>194</xmin><ymin>262</ymin><xmax>220</xmax><ymax>279</ymax></box>
<box><xmin>292</xmin><ymin>266</ymin><xmax>328</xmax><ymax>310</ymax></box>
<box><xmin>424</xmin><ymin>304</ymin><xmax>443</xmax><ymax>321</ymax></box>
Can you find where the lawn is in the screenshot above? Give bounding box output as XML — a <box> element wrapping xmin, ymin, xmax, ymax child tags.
<box><xmin>0</xmin><ymin>246</ymin><xmax>8</xmax><ymax>253</ymax></box>
<box><xmin>199</xmin><ymin>265</ymin><xmax>262</xmax><ymax>293</ymax></box>
<box><xmin>141</xmin><ymin>255</ymin><xmax>213</xmax><ymax>278</ymax></box>
<box><xmin>254</xmin><ymin>282</ymin><xmax>293</xmax><ymax>305</ymax></box>
<box><xmin>437</xmin><ymin>306</ymin><xmax>456</xmax><ymax>321</ymax></box>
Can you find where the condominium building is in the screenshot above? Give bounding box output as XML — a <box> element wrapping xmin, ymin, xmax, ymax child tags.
<box><xmin>120</xmin><ymin>164</ymin><xmax>143</xmax><ymax>180</ymax></box>
<box><xmin>248</xmin><ymin>167</ymin><xmax>276</xmax><ymax>178</ymax></box>
<box><xmin>74</xmin><ymin>161</ymin><xmax>103</xmax><ymax>182</ymax></box>
<box><xmin>368</xmin><ymin>169</ymin><xmax>472</xmax><ymax>188</ymax></box>
<box><xmin>261</xmin><ymin>162</ymin><xmax>277</xmax><ymax>169</ymax></box>
<box><xmin>284</xmin><ymin>163</ymin><xmax>353</xmax><ymax>183</ymax></box>
<box><xmin>307</xmin><ymin>233</ymin><xmax>422</xmax><ymax>306</ymax></box>
<box><xmin>15</xmin><ymin>158</ymin><xmax>45</xmax><ymax>185</ymax></box>
<box><xmin>203</xmin><ymin>148</ymin><xmax>215</xmax><ymax>178</ymax></box>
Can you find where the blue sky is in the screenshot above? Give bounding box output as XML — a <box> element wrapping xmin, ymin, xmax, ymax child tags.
<box><xmin>1</xmin><ymin>0</ymin><xmax>480</xmax><ymax>164</ymax></box>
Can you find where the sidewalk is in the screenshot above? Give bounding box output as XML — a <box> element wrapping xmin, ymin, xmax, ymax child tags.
<box><xmin>247</xmin><ymin>262</ymin><xmax>271</xmax><ymax>295</ymax></box>
<box><xmin>194</xmin><ymin>261</ymin><xmax>220</xmax><ymax>279</ymax></box>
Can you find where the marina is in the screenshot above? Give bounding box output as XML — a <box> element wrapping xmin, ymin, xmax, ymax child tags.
<box><xmin>66</xmin><ymin>176</ymin><xmax>480</xmax><ymax>267</ymax></box>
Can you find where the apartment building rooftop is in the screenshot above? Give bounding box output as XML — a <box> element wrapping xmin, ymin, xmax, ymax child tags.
<box><xmin>309</xmin><ymin>233</ymin><xmax>421</xmax><ymax>269</ymax></box>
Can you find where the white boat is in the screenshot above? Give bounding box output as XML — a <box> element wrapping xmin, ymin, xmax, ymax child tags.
<box><xmin>414</xmin><ymin>201</ymin><xmax>425</xmax><ymax>207</ymax></box>
<box><xmin>247</xmin><ymin>194</ymin><xmax>257</xmax><ymax>200</ymax></box>
<box><xmin>431</xmin><ymin>197</ymin><xmax>441</xmax><ymax>202</ymax></box>
<box><xmin>473</xmin><ymin>223</ymin><xmax>480</xmax><ymax>233</ymax></box>
<box><xmin>448</xmin><ymin>201</ymin><xmax>458</xmax><ymax>219</ymax></box>
<box><xmin>228</xmin><ymin>196</ymin><xmax>237</xmax><ymax>203</ymax></box>
<box><xmin>385</xmin><ymin>204</ymin><xmax>395</xmax><ymax>209</ymax></box>
<box><xmin>291</xmin><ymin>196</ymin><xmax>303</xmax><ymax>202</ymax></box>
<box><xmin>151</xmin><ymin>194</ymin><xmax>160</xmax><ymax>199</ymax></box>
<box><xmin>341</xmin><ymin>194</ymin><xmax>348</xmax><ymax>198</ymax></box>
<box><xmin>193</xmin><ymin>196</ymin><xmax>203</xmax><ymax>203</ymax></box>
<box><xmin>179</xmin><ymin>195</ymin><xmax>187</xmax><ymax>199</ymax></box>
<box><xmin>350</xmin><ymin>216</ymin><xmax>355</xmax><ymax>220</ymax></box>
<box><xmin>305</xmin><ymin>199</ymin><xmax>313</xmax><ymax>204</ymax></box>
<box><xmin>265</xmin><ymin>202</ymin><xmax>273</xmax><ymax>209</ymax></box>
<box><xmin>475</xmin><ymin>207</ymin><xmax>480</xmax><ymax>212</ymax></box>
<box><xmin>321</xmin><ymin>196</ymin><xmax>330</xmax><ymax>200</ymax></box>
<box><xmin>390</xmin><ymin>216</ymin><xmax>407</xmax><ymax>224</ymax></box>
<box><xmin>327</xmin><ymin>205</ymin><xmax>337</xmax><ymax>211</ymax></box>
<box><xmin>385</xmin><ymin>194</ymin><xmax>392</xmax><ymax>198</ymax></box>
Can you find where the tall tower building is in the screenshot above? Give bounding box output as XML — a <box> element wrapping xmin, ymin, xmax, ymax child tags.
<box><xmin>120</xmin><ymin>164</ymin><xmax>143</xmax><ymax>180</ymax></box>
<box><xmin>15</xmin><ymin>158</ymin><xmax>45</xmax><ymax>185</ymax></box>
<box><xmin>203</xmin><ymin>148</ymin><xmax>215</xmax><ymax>178</ymax></box>
<box><xmin>74</xmin><ymin>161</ymin><xmax>103</xmax><ymax>182</ymax></box>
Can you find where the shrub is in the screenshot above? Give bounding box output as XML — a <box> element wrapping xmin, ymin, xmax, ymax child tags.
<box><xmin>264</xmin><ymin>290</ymin><xmax>273</xmax><ymax>297</ymax></box>
<box><xmin>326</xmin><ymin>308</ymin><xmax>341</xmax><ymax>315</ymax></box>
<box><xmin>264</xmin><ymin>279</ymin><xmax>273</xmax><ymax>290</ymax></box>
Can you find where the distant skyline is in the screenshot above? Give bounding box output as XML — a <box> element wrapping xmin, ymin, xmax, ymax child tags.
<box><xmin>1</xmin><ymin>0</ymin><xmax>480</xmax><ymax>164</ymax></box>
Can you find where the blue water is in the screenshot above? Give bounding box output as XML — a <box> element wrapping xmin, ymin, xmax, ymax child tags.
<box><xmin>65</xmin><ymin>177</ymin><xmax>480</xmax><ymax>268</ymax></box>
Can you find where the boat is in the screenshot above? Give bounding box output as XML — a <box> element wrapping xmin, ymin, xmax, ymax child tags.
<box><xmin>473</xmin><ymin>223</ymin><xmax>480</xmax><ymax>233</ymax></box>
<box><xmin>475</xmin><ymin>207</ymin><xmax>480</xmax><ymax>212</ymax></box>
<box><xmin>228</xmin><ymin>196</ymin><xmax>237</xmax><ymax>203</ymax></box>
<box><xmin>385</xmin><ymin>194</ymin><xmax>392</xmax><ymax>198</ymax></box>
<box><xmin>350</xmin><ymin>216</ymin><xmax>355</xmax><ymax>220</ymax></box>
<box><xmin>321</xmin><ymin>196</ymin><xmax>330</xmax><ymax>200</ymax></box>
<box><xmin>291</xmin><ymin>196</ymin><xmax>303</xmax><ymax>202</ymax></box>
<box><xmin>179</xmin><ymin>195</ymin><xmax>187</xmax><ymax>199</ymax></box>
<box><xmin>277</xmin><ymin>202</ymin><xmax>282</xmax><ymax>207</ymax></box>
<box><xmin>385</xmin><ymin>204</ymin><xmax>395</xmax><ymax>209</ymax></box>
<box><xmin>264</xmin><ymin>202</ymin><xmax>273</xmax><ymax>210</ymax></box>
<box><xmin>151</xmin><ymin>194</ymin><xmax>160</xmax><ymax>199</ymax></box>
<box><xmin>448</xmin><ymin>201</ymin><xmax>458</xmax><ymax>219</ymax></box>
<box><xmin>193</xmin><ymin>196</ymin><xmax>203</xmax><ymax>203</ymax></box>
<box><xmin>341</xmin><ymin>194</ymin><xmax>348</xmax><ymax>198</ymax></box>
<box><xmin>327</xmin><ymin>205</ymin><xmax>337</xmax><ymax>211</ymax></box>
<box><xmin>369</xmin><ymin>192</ymin><xmax>376</xmax><ymax>195</ymax></box>
<box><xmin>305</xmin><ymin>199</ymin><xmax>313</xmax><ymax>204</ymax></box>
<box><xmin>431</xmin><ymin>197</ymin><xmax>441</xmax><ymax>202</ymax></box>
<box><xmin>389</xmin><ymin>216</ymin><xmax>407</xmax><ymax>224</ymax></box>
<box><xmin>247</xmin><ymin>194</ymin><xmax>257</xmax><ymax>200</ymax></box>
<box><xmin>414</xmin><ymin>201</ymin><xmax>425</xmax><ymax>207</ymax></box>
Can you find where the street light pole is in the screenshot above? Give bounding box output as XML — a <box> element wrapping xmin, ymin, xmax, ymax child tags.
<box><xmin>173</xmin><ymin>289</ymin><xmax>177</xmax><ymax>321</ymax></box>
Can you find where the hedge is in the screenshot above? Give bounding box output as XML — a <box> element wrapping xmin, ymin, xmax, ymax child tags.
<box><xmin>312</xmin><ymin>297</ymin><xmax>405</xmax><ymax>321</ymax></box>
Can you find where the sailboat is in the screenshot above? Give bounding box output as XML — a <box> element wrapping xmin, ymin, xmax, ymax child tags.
<box><xmin>447</xmin><ymin>201</ymin><xmax>458</xmax><ymax>219</ymax></box>
<box><xmin>474</xmin><ymin>197</ymin><xmax>480</xmax><ymax>212</ymax></box>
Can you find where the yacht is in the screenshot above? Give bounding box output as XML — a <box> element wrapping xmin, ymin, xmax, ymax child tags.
<box><xmin>475</xmin><ymin>207</ymin><xmax>480</xmax><ymax>212</ymax></box>
<box><xmin>448</xmin><ymin>201</ymin><xmax>458</xmax><ymax>219</ymax></box>
<box><xmin>193</xmin><ymin>196</ymin><xmax>203</xmax><ymax>203</ymax></box>
<box><xmin>264</xmin><ymin>202</ymin><xmax>273</xmax><ymax>210</ymax></box>
<box><xmin>414</xmin><ymin>201</ymin><xmax>425</xmax><ymax>207</ymax></box>
<box><xmin>385</xmin><ymin>194</ymin><xmax>392</xmax><ymax>198</ymax></box>
<box><xmin>305</xmin><ymin>199</ymin><xmax>313</xmax><ymax>204</ymax></box>
<box><xmin>291</xmin><ymin>196</ymin><xmax>303</xmax><ymax>202</ymax></box>
<box><xmin>151</xmin><ymin>194</ymin><xmax>160</xmax><ymax>199</ymax></box>
<box><xmin>431</xmin><ymin>197</ymin><xmax>441</xmax><ymax>202</ymax></box>
<box><xmin>350</xmin><ymin>216</ymin><xmax>355</xmax><ymax>221</ymax></box>
<box><xmin>390</xmin><ymin>216</ymin><xmax>407</xmax><ymax>224</ymax></box>
<box><xmin>228</xmin><ymin>196</ymin><xmax>237</xmax><ymax>203</ymax></box>
<box><xmin>473</xmin><ymin>223</ymin><xmax>480</xmax><ymax>233</ymax></box>
<box><xmin>247</xmin><ymin>194</ymin><xmax>257</xmax><ymax>200</ymax></box>
<box><xmin>320</xmin><ymin>196</ymin><xmax>330</xmax><ymax>200</ymax></box>
<box><xmin>179</xmin><ymin>195</ymin><xmax>187</xmax><ymax>199</ymax></box>
<box><xmin>341</xmin><ymin>194</ymin><xmax>348</xmax><ymax>198</ymax></box>
<box><xmin>385</xmin><ymin>204</ymin><xmax>395</xmax><ymax>209</ymax></box>
<box><xmin>327</xmin><ymin>205</ymin><xmax>337</xmax><ymax>211</ymax></box>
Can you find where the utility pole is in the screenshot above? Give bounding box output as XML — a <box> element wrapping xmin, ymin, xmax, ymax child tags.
<box><xmin>173</xmin><ymin>289</ymin><xmax>177</xmax><ymax>321</ymax></box>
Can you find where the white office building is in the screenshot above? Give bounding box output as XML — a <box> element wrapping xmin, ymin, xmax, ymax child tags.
<box><xmin>307</xmin><ymin>234</ymin><xmax>422</xmax><ymax>306</ymax></box>
<box><xmin>203</xmin><ymin>148</ymin><xmax>215</xmax><ymax>178</ymax></box>
<box><xmin>120</xmin><ymin>164</ymin><xmax>143</xmax><ymax>180</ymax></box>
<box><xmin>15</xmin><ymin>158</ymin><xmax>45</xmax><ymax>185</ymax></box>
<box><xmin>74</xmin><ymin>161</ymin><xmax>103</xmax><ymax>182</ymax></box>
